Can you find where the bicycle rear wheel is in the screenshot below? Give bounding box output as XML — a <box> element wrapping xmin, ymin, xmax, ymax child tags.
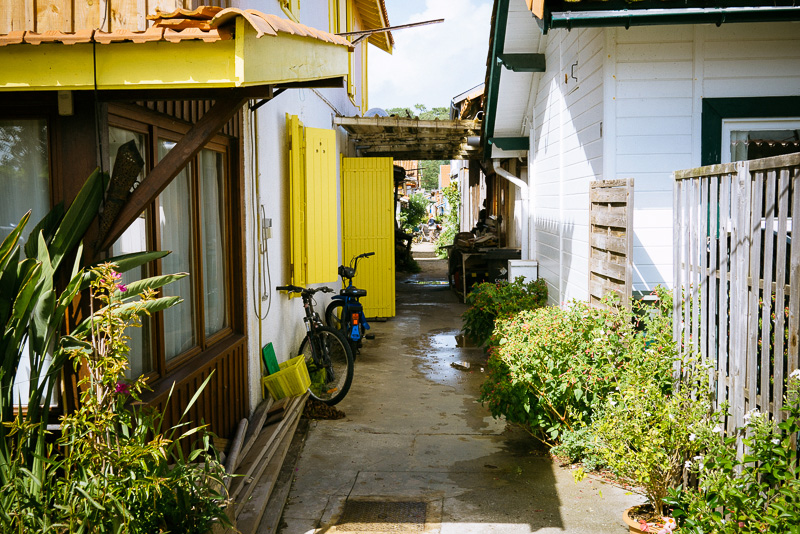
<box><xmin>325</xmin><ymin>301</ymin><xmax>346</xmax><ymax>330</ymax></box>
<box><xmin>299</xmin><ymin>326</ymin><xmax>354</xmax><ymax>405</ymax></box>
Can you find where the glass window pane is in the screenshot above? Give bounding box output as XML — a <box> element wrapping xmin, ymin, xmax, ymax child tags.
<box><xmin>723</xmin><ymin>119</ymin><xmax>800</xmax><ymax>163</ymax></box>
<box><xmin>109</xmin><ymin>128</ymin><xmax>153</xmax><ymax>378</ymax></box>
<box><xmin>1</xmin><ymin>120</ymin><xmax>52</xmax><ymax>406</ymax></box>
<box><xmin>158</xmin><ymin>139</ymin><xmax>196</xmax><ymax>361</ymax></box>
<box><xmin>0</xmin><ymin>119</ymin><xmax>49</xmax><ymax>243</ymax></box>
<box><xmin>199</xmin><ymin>150</ymin><xmax>228</xmax><ymax>337</ymax></box>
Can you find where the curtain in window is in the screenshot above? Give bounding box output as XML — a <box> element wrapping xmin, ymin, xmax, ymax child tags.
<box><xmin>109</xmin><ymin>128</ymin><xmax>152</xmax><ymax>377</ymax></box>
<box><xmin>199</xmin><ymin>150</ymin><xmax>228</xmax><ymax>336</ymax></box>
<box><xmin>1</xmin><ymin>119</ymin><xmax>51</xmax><ymax>405</ymax></box>
<box><xmin>0</xmin><ymin>119</ymin><xmax>49</xmax><ymax>242</ymax></box>
<box><xmin>159</xmin><ymin>140</ymin><xmax>196</xmax><ymax>361</ymax></box>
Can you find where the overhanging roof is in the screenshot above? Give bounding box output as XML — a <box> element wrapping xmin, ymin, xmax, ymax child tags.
<box><xmin>527</xmin><ymin>0</ymin><xmax>800</xmax><ymax>31</ymax></box>
<box><xmin>353</xmin><ymin>0</ymin><xmax>394</xmax><ymax>53</ymax></box>
<box><xmin>334</xmin><ymin>116</ymin><xmax>482</xmax><ymax>160</ymax></box>
<box><xmin>482</xmin><ymin>0</ymin><xmax>543</xmax><ymax>159</ymax></box>
<box><xmin>0</xmin><ymin>8</ymin><xmax>352</xmax><ymax>92</ymax></box>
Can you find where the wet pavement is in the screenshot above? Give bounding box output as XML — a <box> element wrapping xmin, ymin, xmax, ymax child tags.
<box><xmin>277</xmin><ymin>244</ymin><xmax>642</xmax><ymax>533</ymax></box>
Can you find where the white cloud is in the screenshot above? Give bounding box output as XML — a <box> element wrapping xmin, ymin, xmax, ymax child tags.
<box><xmin>368</xmin><ymin>0</ymin><xmax>492</xmax><ymax>111</ymax></box>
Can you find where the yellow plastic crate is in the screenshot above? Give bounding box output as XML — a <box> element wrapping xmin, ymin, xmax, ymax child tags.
<box><xmin>261</xmin><ymin>355</ymin><xmax>311</xmax><ymax>400</ymax></box>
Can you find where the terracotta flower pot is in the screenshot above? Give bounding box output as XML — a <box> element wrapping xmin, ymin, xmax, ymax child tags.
<box><xmin>622</xmin><ymin>507</ymin><xmax>659</xmax><ymax>534</ymax></box>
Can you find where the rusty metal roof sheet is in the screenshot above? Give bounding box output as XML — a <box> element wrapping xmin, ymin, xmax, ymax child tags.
<box><xmin>0</xmin><ymin>7</ymin><xmax>351</xmax><ymax>49</ymax></box>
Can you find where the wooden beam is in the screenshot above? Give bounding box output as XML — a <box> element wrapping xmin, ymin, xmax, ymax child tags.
<box><xmin>498</xmin><ymin>53</ymin><xmax>546</xmax><ymax>72</ymax></box>
<box><xmin>96</xmin><ymin>86</ymin><xmax>273</xmax><ymax>102</ymax></box>
<box><xmin>98</xmin><ymin>92</ymin><xmax>250</xmax><ymax>252</ymax></box>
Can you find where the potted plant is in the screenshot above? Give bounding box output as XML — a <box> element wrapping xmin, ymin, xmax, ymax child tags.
<box><xmin>593</xmin><ymin>356</ymin><xmax>714</xmax><ymax>533</ymax></box>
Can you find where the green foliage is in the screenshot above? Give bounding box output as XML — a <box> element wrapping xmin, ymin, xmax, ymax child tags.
<box><xmin>418</xmin><ymin>160</ymin><xmax>445</xmax><ymax>190</ymax></box>
<box><xmin>434</xmin><ymin>182</ymin><xmax>460</xmax><ymax>258</ymax></box>
<box><xmin>550</xmin><ymin>427</ymin><xmax>605</xmax><ymax>472</ymax></box>
<box><xmin>479</xmin><ymin>287</ymin><xmax>677</xmax><ymax>449</ymax></box>
<box><xmin>462</xmin><ymin>277</ymin><xmax>548</xmax><ymax>347</ymax></box>
<box><xmin>593</xmin><ymin>354</ymin><xmax>714</xmax><ymax>517</ymax></box>
<box><xmin>0</xmin><ymin>169</ymin><xmax>105</xmax><ymax>497</ymax></box>
<box><xmin>398</xmin><ymin>192</ymin><xmax>429</xmax><ymax>232</ymax></box>
<box><xmin>666</xmin><ymin>375</ymin><xmax>800</xmax><ymax>533</ymax></box>
<box><xmin>1</xmin><ymin>264</ymin><xmax>230</xmax><ymax>533</ymax></box>
<box><xmin>385</xmin><ymin>104</ymin><xmax>449</xmax><ymax>120</ymax></box>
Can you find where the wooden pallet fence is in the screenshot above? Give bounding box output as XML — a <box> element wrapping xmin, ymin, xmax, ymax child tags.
<box><xmin>589</xmin><ymin>179</ymin><xmax>634</xmax><ymax>308</ymax></box>
<box><xmin>673</xmin><ymin>153</ymin><xmax>800</xmax><ymax>435</ymax></box>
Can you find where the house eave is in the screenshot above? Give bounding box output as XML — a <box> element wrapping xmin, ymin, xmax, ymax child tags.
<box><xmin>538</xmin><ymin>5</ymin><xmax>800</xmax><ymax>32</ymax></box>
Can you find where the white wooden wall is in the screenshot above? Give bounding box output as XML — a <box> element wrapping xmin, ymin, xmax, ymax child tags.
<box><xmin>531</xmin><ymin>27</ymin><xmax>604</xmax><ymax>305</ymax></box>
<box><xmin>606</xmin><ymin>23</ymin><xmax>800</xmax><ymax>295</ymax></box>
<box><xmin>527</xmin><ymin>22</ymin><xmax>800</xmax><ymax>305</ymax></box>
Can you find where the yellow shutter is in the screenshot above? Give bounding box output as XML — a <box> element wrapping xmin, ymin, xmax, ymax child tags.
<box><xmin>341</xmin><ymin>157</ymin><xmax>395</xmax><ymax>318</ymax></box>
<box><xmin>288</xmin><ymin>114</ymin><xmax>306</xmax><ymax>287</ymax></box>
<box><xmin>287</xmin><ymin>114</ymin><xmax>339</xmax><ymax>287</ymax></box>
<box><xmin>304</xmin><ymin>127</ymin><xmax>338</xmax><ymax>284</ymax></box>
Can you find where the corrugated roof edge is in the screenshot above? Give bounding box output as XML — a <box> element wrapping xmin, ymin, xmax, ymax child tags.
<box><xmin>0</xmin><ymin>8</ymin><xmax>352</xmax><ymax>49</ymax></box>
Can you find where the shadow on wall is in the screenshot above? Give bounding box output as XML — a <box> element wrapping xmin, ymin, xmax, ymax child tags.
<box><xmin>533</xmin><ymin>217</ymin><xmax>575</xmax><ymax>305</ymax></box>
<box><xmin>632</xmin><ymin>233</ymin><xmax>666</xmax><ymax>295</ymax></box>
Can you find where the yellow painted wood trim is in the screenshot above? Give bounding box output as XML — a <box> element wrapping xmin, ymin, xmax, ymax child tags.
<box><xmin>242</xmin><ymin>26</ymin><xmax>349</xmax><ymax>87</ymax></box>
<box><xmin>0</xmin><ymin>28</ymin><xmax>349</xmax><ymax>91</ymax></box>
<box><xmin>288</xmin><ymin>113</ymin><xmax>307</xmax><ymax>288</ymax></box>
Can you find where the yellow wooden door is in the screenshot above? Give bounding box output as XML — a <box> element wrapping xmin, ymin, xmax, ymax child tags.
<box><xmin>341</xmin><ymin>157</ymin><xmax>395</xmax><ymax>318</ymax></box>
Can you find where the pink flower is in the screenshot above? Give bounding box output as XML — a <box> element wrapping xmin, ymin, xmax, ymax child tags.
<box><xmin>117</xmin><ymin>283</ymin><xmax>127</xmax><ymax>292</ymax></box>
<box><xmin>112</xmin><ymin>271</ymin><xmax>122</xmax><ymax>280</ymax></box>
<box><xmin>115</xmin><ymin>381</ymin><xmax>131</xmax><ymax>395</ymax></box>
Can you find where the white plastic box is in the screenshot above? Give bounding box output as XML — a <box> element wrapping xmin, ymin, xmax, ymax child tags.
<box><xmin>507</xmin><ymin>259</ymin><xmax>539</xmax><ymax>283</ymax></box>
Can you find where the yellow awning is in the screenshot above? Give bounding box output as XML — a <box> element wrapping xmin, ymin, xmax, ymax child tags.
<box><xmin>0</xmin><ymin>8</ymin><xmax>353</xmax><ymax>92</ymax></box>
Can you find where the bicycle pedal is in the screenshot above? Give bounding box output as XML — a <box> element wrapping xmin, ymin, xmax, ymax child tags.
<box><xmin>365</xmin><ymin>333</ymin><xmax>375</xmax><ymax>340</ymax></box>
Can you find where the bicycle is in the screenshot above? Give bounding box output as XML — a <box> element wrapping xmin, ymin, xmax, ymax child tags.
<box><xmin>276</xmin><ymin>284</ymin><xmax>354</xmax><ymax>405</ymax></box>
<box><xmin>325</xmin><ymin>252</ymin><xmax>374</xmax><ymax>355</ymax></box>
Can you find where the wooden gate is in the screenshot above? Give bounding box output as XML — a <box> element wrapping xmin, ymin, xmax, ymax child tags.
<box><xmin>588</xmin><ymin>179</ymin><xmax>634</xmax><ymax>308</ymax></box>
<box><xmin>674</xmin><ymin>154</ymin><xmax>800</xmax><ymax>434</ymax></box>
<box><xmin>341</xmin><ymin>157</ymin><xmax>395</xmax><ymax>318</ymax></box>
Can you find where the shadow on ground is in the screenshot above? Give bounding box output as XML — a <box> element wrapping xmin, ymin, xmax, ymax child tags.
<box><xmin>276</xmin><ymin>243</ymin><xmax>641</xmax><ymax>534</ymax></box>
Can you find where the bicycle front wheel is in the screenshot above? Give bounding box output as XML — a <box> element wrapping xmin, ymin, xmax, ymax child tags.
<box><xmin>299</xmin><ymin>326</ymin><xmax>354</xmax><ymax>405</ymax></box>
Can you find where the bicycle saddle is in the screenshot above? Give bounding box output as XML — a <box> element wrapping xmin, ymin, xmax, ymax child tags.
<box><xmin>342</xmin><ymin>286</ymin><xmax>367</xmax><ymax>298</ymax></box>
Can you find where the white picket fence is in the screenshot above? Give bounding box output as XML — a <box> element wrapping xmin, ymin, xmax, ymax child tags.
<box><xmin>673</xmin><ymin>153</ymin><xmax>800</xmax><ymax>434</ymax></box>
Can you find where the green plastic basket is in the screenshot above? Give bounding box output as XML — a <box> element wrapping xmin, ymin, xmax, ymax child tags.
<box><xmin>261</xmin><ymin>355</ymin><xmax>311</xmax><ymax>400</ymax></box>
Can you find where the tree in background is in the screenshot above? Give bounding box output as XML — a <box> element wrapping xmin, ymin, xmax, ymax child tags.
<box><xmin>398</xmin><ymin>192</ymin><xmax>429</xmax><ymax>233</ymax></box>
<box><xmin>435</xmin><ymin>182</ymin><xmax>460</xmax><ymax>258</ymax></box>
<box><xmin>418</xmin><ymin>160</ymin><xmax>445</xmax><ymax>190</ymax></box>
<box><xmin>385</xmin><ymin>104</ymin><xmax>449</xmax><ymax>121</ymax></box>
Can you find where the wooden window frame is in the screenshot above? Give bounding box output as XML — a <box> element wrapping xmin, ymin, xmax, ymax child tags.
<box><xmin>108</xmin><ymin>104</ymin><xmax>239</xmax><ymax>382</ymax></box>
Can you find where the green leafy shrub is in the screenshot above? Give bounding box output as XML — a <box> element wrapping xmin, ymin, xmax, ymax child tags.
<box><xmin>398</xmin><ymin>192</ymin><xmax>429</xmax><ymax>233</ymax></box>
<box><xmin>1</xmin><ymin>263</ymin><xmax>231</xmax><ymax>533</ymax></box>
<box><xmin>479</xmin><ymin>287</ymin><xmax>676</xmax><ymax>447</ymax></box>
<box><xmin>593</xmin><ymin>354</ymin><xmax>714</xmax><ymax>517</ymax></box>
<box><xmin>667</xmin><ymin>373</ymin><xmax>800</xmax><ymax>533</ymax></box>
<box><xmin>462</xmin><ymin>277</ymin><xmax>547</xmax><ymax>346</ymax></box>
<box><xmin>550</xmin><ymin>427</ymin><xmax>605</xmax><ymax>471</ymax></box>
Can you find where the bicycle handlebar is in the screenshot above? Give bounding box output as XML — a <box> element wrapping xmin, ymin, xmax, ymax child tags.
<box><xmin>276</xmin><ymin>285</ymin><xmax>334</xmax><ymax>294</ymax></box>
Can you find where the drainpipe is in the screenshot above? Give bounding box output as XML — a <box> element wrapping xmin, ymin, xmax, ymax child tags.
<box><xmin>492</xmin><ymin>159</ymin><xmax>529</xmax><ymax>260</ymax></box>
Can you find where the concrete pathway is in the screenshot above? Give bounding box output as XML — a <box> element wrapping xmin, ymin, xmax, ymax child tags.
<box><xmin>278</xmin><ymin>244</ymin><xmax>642</xmax><ymax>533</ymax></box>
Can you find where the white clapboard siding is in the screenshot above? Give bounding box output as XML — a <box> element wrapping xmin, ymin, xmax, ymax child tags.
<box><xmin>532</xmin><ymin>27</ymin><xmax>604</xmax><ymax>305</ymax></box>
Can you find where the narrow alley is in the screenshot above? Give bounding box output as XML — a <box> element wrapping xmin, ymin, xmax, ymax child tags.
<box><xmin>277</xmin><ymin>244</ymin><xmax>642</xmax><ymax>534</ymax></box>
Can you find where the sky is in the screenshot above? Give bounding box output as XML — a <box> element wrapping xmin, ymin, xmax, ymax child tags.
<box><xmin>367</xmin><ymin>0</ymin><xmax>493</xmax><ymax>112</ymax></box>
